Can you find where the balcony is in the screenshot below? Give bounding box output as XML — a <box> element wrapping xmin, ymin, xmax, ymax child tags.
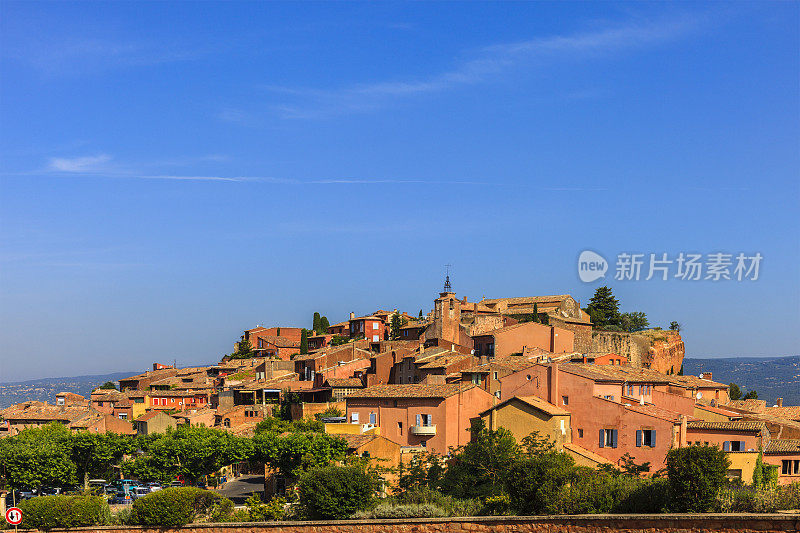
<box><xmin>410</xmin><ymin>425</ymin><xmax>437</xmax><ymax>436</ymax></box>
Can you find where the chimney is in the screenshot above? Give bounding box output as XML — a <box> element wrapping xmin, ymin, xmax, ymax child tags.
<box><xmin>350</xmin><ymin>312</ymin><xmax>355</xmax><ymax>320</ymax></box>
<box><xmin>777</xmin><ymin>397</ymin><xmax>783</xmax><ymax>407</ymax></box>
<box><xmin>700</xmin><ymin>372</ymin><xmax>712</xmax><ymax>381</ymax></box>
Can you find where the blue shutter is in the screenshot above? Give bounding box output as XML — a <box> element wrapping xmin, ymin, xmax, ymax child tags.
<box><xmin>599</xmin><ymin>429</ymin><xmax>605</xmax><ymax>448</ymax></box>
<box><xmin>740</xmin><ymin>441</ymin><xmax>746</xmax><ymax>451</ymax></box>
<box><xmin>636</xmin><ymin>430</ymin><xmax>642</xmax><ymax>447</ymax></box>
<box><xmin>723</xmin><ymin>441</ymin><xmax>730</xmax><ymax>451</ymax></box>
<box><xmin>416</xmin><ymin>414</ymin><xmax>421</xmax><ymax>427</ymax></box>
<box><xmin>651</xmin><ymin>430</ymin><xmax>656</xmax><ymax>448</ymax></box>
<box><xmin>611</xmin><ymin>429</ymin><xmax>618</xmax><ymax>448</ymax></box>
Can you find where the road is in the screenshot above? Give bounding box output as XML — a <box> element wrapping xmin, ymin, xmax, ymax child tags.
<box><xmin>213</xmin><ymin>474</ymin><xmax>265</xmax><ymax>505</ymax></box>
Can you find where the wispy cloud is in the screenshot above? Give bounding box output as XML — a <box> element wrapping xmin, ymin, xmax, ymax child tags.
<box><xmin>49</xmin><ymin>154</ymin><xmax>112</xmax><ymax>172</ymax></box>
<box><xmin>254</xmin><ymin>14</ymin><xmax>702</xmax><ymax>119</ymax></box>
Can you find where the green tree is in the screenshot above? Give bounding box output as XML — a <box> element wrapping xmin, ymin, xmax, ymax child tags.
<box><xmin>122</xmin><ymin>426</ymin><xmax>253</xmax><ymax>484</ymax></box>
<box><xmin>439</xmin><ymin>420</ymin><xmax>519</xmax><ymax>499</ymax></box>
<box><xmin>389</xmin><ymin>312</ymin><xmax>407</xmax><ymax>341</ymax></box>
<box><xmin>504</xmin><ymin>450</ymin><xmax>575</xmax><ymax>514</ymax></box>
<box><xmin>71</xmin><ymin>432</ymin><xmax>131</xmax><ymax>489</ymax></box>
<box><xmin>230</xmin><ymin>339</ymin><xmax>253</xmax><ymax>360</ymax></box>
<box><xmin>620</xmin><ymin>311</ymin><xmax>649</xmax><ymax>332</ymax></box>
<box><xmin>0</xmin><ymin>423</ymin><xmax>77</xmax><ymax>490</ymax></box>
<box><xmin>585</xmin><ymin>286</ymin><xmax>621</xmax><ymax>329</ymax></box>
<box><xmin>743</xmin><ymin>389</ymin><xmax>759</xmax><ymax>400</ymax></box>
<box><xmin>729</xmin><ymin>383</ymin><xmax>743</xmax><ymax>401</ymax></box>
<box><xmin>418</xmin><ymin>309</ymin><xmax>424</xmax><ymax>319</ymax></box>
<box><xmin>312</xmin><ymin>312</ymin><xmax>321</xmax><ymax>334</ymax></box>
<box><xmin>98</xmin><ymin>381</ymin><xmax>117</xmax><ymax>390</ymax></box>
<box><xmin>677</xmin><ymin>364</ymin><xmax>684</xmax><ymax>376</ymax></box>
<box><xmin>532</xmin><ymin>303</ymin><xmax>539</xmax><ymax>323</ymax></box>
<box><xmin>300</xmin><ymin>329</ymin><xmax>309</xmax><ymax>354</ymax></box>
<box><xmin>298</xmin><ymin>465</ymin><xmax>378</xmax><ymax>519</ymax></box>
<box><xmin>319</xmin><ymin>316</ymin><xmax>330</xmax><ymax>333</ymax></box>
<box><xmin>252</xmin><ymin>431</ymin><xmax>347</xmax><ymax>480</ymax></box>
<box><xmin>669</xmin><ymin>321</ymin><xmax>681</xmax><ymax>332</ymax></box>
<box><xmin>666</xmin><ymin>445</ymin><xmax>730</xmax><ymax>512</ymax></box>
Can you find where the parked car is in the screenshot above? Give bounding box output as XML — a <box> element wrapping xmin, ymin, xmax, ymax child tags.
<box><xmin>18</xmin><ymin>489</ymin><xmax>38</xmax><ymax>500</ymax></box>
<box><xmin>110</xmin><ymin>491</ymin><xmax>132</xmax><ymax>505</ymax></box>
<box><xmin>130</xmin><ymin>486</ymin><xmax>151</xmax><ymax>500</ymax></box>
<box><xmin>145</xmin><ymin>482</ymin><xmax>162</xmax><ymax>492</ymax></box>
<box><xmin>169</xmin><ymin>480</ymin><xmax>183</xmax><ymax>488</ymax></box>
<box><xmin>41</xmin><ymin>487</ymin><xmax>63</xmax><ymax>496</ymax></box>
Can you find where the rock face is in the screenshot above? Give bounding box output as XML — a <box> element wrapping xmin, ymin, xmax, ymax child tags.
<box><xmin>642</xmin><ymin>331</ymin><xmax>685</xmax><ymax>374</ymax></box>
<box><xmin>591</xmin><ymin>330</ymin><xmax>685</xmax><ymax>374</ymax></box>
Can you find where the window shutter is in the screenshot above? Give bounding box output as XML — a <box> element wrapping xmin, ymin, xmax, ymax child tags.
<box><xmin>651</xmin><ymin>430</ymin><xmax>656</xmax><ymax>448</ymax></box>
<box><xmin>416</xmin><ymin>414</ymin><xmax>422</xmax><ymax>427</ymax></box>
<box><xmin>723</xmin><ymin>441</ymin><xmax>730</xmax><ymax>451</ymax></box>
<box><xmin>599</xmin><ymin>429</ymin><xmax>605</xmax><ymax>448</ymax></box>
<box><xmin>611</xmin><ymin>429</ymin><xmax>618</xmax><ymax>448</ymax></box>
<box><xmin>636</xmin><ymin>430</ymin><xmax>642</xmax><ymax>447</ymax></box>
<box><xmin>740</xmin><ymin>441</ymin><xmax>746</xmax><ymax>451</ymax></box>
<box><xmin>428</xmin><ymin>414</ymin><xmax>433</xmax><ymax>426</ymax></box>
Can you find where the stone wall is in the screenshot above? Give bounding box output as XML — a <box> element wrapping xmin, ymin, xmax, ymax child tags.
<box><xmin>18</xmin><ymin>514</ymin><xmax>797</xmax><ymax>533</ymax></box>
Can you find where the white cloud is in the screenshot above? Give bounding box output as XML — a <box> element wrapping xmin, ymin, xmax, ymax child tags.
<box><xmin>263</xmin><ymin>14</ymin><xmax>703</xmax><ymax>119</ymax></box>
<box><xmin>48</xmin><ymin>154</ymin><xmax>112</xmax><ymax>172</ymax></box>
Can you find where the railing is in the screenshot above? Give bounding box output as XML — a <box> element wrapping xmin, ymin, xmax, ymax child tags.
<box><xmin>410</xmin><ymin>424</ymin><xmax>436</xmax><ymax>436</ymax></box>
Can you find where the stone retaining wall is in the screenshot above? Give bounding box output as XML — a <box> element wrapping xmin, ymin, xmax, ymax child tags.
<box><xmin>18</xmin><ymin>514</ymin><xmax>799</xmax><ymax>533</ymax></box>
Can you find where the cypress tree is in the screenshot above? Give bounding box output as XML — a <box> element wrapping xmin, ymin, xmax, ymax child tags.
<box><xmin>300</xmin><ymin>328</ymin><xmax>309</xmax><ymax>354</ymax></box>
<box><xmin>418</xmin><ymin>310</ymin><xmax>424</xmax><ymax>320</ymax></box>
<box><xmin>320</xmin><ymin>316</ymin><xmax>330</xmax><ymax>333</ymax></box>
<box><xmin>532</xmin><ymin>302</ymin><xmax>539</xmax><ymax>323</ymax></box>
<box><xmin>313</xmin><ymin>312</ymin><xmax>321</xmax><ymax>334</ymax></box>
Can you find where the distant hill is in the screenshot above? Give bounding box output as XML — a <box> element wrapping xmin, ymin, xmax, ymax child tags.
<box><xmin>683</xmin><ymin>355</ymin><xmax>800</xmax><ymax>406</ymax></box>
<box><xmin>0</xmin><ymin>371</ymin><xmax>136</xmax><ymax>410</ymax></box>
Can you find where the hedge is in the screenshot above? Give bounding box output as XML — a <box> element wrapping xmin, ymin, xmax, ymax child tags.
<box><xmin>298</xmin><ymin>465</ymin><xmax>377</xmax><ymax>519</ymax></box>
<box><xmin>129</xmin><ymin>487</ymin><xmax>227</xmax><ymax>527</ymax></box>
<box><xmin>19</xmin><ymin>494</ymin><xmax>110</xmax><ymax>531</ymax></box>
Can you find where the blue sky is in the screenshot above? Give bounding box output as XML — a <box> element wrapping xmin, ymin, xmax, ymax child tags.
<box><xmin>1</xmin><ymin>2</ymin><xmax>798</xmax><ymax>381</ymax></box>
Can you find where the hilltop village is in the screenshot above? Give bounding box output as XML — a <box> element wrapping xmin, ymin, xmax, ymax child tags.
<box><xmin>3</xmin><ymin>284</ymin><xmax>800</xmax><ymax>488</ymax></box>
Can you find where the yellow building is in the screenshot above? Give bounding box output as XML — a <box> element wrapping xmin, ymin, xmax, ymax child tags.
<box><xmin>478</xmin><ymin>395</ymin><xmax>571</xmax><ymax>448</ymax></box>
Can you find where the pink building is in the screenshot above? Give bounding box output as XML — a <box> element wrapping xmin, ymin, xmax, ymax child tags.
<box><xmin>345</xmin><ymin>384</ymin><xmax>495</xmax><ymax>454</ymax></box>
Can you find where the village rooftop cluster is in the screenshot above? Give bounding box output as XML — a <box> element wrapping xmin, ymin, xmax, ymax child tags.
<box><xmin>2</xmin><ymin>282</ymin><xmax>799</xmax><ymax>490</ymax></box>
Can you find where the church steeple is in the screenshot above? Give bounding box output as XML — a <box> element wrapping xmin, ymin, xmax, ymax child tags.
<box><xmin>443</xmin><ymin>264</ymin><xmax>452</xmax><ymax>293</ymax></box>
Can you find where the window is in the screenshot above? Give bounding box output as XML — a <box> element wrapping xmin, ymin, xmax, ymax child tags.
<box><xmin>626</xmin><ymin>384</ymin><xmax>634</xmax><ymax>396</ymax></box>
<box><xmin>372</xmin><ymin>322</ymin><xmax>379</xmax><ymax>330</ymax></box>
<box><xmin>372</xmin><ymin>335</ymin><xmax>380</xmax><ymax>342</ymax></box>
<box><xmin>493</xmin><ymin>372</ymin><xmax>498</xmax><ymax>380</ymax></box>
<box><xmin>781</xmin><ymin>460</ymin><xmax>800</xmax><ymax>475</ymax></box>
<box><xmin>97</xmin><ymin>402</ymin><xmax>104</xmax><ymax>407</ymax></box>
<box><xmin>562</xmin><ymin>396</ymin><xmax>569</xmax><ymax>406</ymax></box>
<box><xmin>599</xmin><ymin>429</ymin><xmax>618</xmax><ymax>448</ymax></box>
<box><xmin>488</xmin><ymin>343</ymin><xmax>494</xmax><ymax>356</ymax></box>
<box><xmin>398</xmin><ymin>422</ymin><xmax>403</xmax><ymax>434</ymax></box>
<box><xmin>578</xmin><ymin>428</ymin><xmax>583</xmax><ymax>438</ymax></box>
<box><xmin>369</xmin><ymin>412</ymin><xmax>377</xmax><ymax>425</ymax></box>
<box><xmin>471</xmin><ymin>374</ymin><xmax>480</xmax><ymax>385</ymax></box>
<box><xmin>636</xmin><ymin>429</ymin><xmax>656</xmax><ymax>448</ymax></box>
<box><xmin>416</xmin><ymin>414</ymin><xmax>433</xmax><ymax>427</ymax></box>
<box><xmin>723</xmin><ymin>441</ymin><xmax>746</xmax><ymax>452</ymax></box>
<box><xmin>119</xmin><ymin>414</ymin><xmax>127</xmax><ymax>420</ymax></box>
<box><xmin>224</xmin><ymin>419</ymin><xmax>230</xmax><ymax>428</ymax></box>
<box><xmin>57</xmin><ymin>398</ymin><xmax>65</xmax><ymax>406</ymax></box>
<box><xmin>641</xmin><ymin>384</ymin><xmax>652</xmax><ymax>395</ymax></box>
<box><xmin>495</xmin><ymin>391</ymin><xmax>501</xmax><ymax>399</ymax></box>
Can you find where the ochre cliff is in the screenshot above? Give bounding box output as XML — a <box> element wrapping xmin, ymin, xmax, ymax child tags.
<box><xmin>591</xmin><ymin>330</ymin><xmax>685</xmax><ymax>374</ymax></box>
<box><xmin>641</xmin><ymin>330</ymin><xmax>685</xmax><ymax>374</ymax></box>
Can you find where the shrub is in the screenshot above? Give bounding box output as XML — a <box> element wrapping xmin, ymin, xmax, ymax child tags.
<box><xmin>298</xmin><ymin>465</ymin><xmax>378</xmax><ymax>519</ymax></box>
<box><xmin>352</xmin><ymin>503</ymin><xmax>447</xmax><ymax>519</ymax></box>
<box><xmin>129</xmin><ymin>487</ymin><xmax>226</xmax><ymax>526</ymax></box>
<box><xmin>19</xmin><ymin>494</ymin><xmax>110</xmax><ymax>531</ymax></box>
<box><xmin>246</xmin><ymin>494</ymin><xmax>287</xmax><ymax>521</ymax></box>
<box><xmin>666</xmin><ymin>445</ymin><xmax>730</xmax><ymax>512</ymax></box>
<box><xmin>390</xmin><ymin>487</ymin><xmax>481</xmax><ymax>516</ymax></box>
<box><xmin>715</xmin><ymin>482</ymin><xmax>800</xmax><ymax>513</ymax></box>
<box><xmin>504</xmin><ymin>451</ymin><xmax>575</xmax><ymax>514</ymax></box>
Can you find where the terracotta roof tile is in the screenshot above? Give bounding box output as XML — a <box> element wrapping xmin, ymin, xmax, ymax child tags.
<box><xmin>347</xmin><ymin>383</ymin><xmax>479</xmax><ymax>399</ymax></box>
<box><xmin>765</xmin><ymin>439</ymin><xmax>800</xmax><ymax>454</ymax></box>
<box><xmin>686</xmin><ymin>420</ymin><xmax>766</xmax><ymax>432</ymax></box>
